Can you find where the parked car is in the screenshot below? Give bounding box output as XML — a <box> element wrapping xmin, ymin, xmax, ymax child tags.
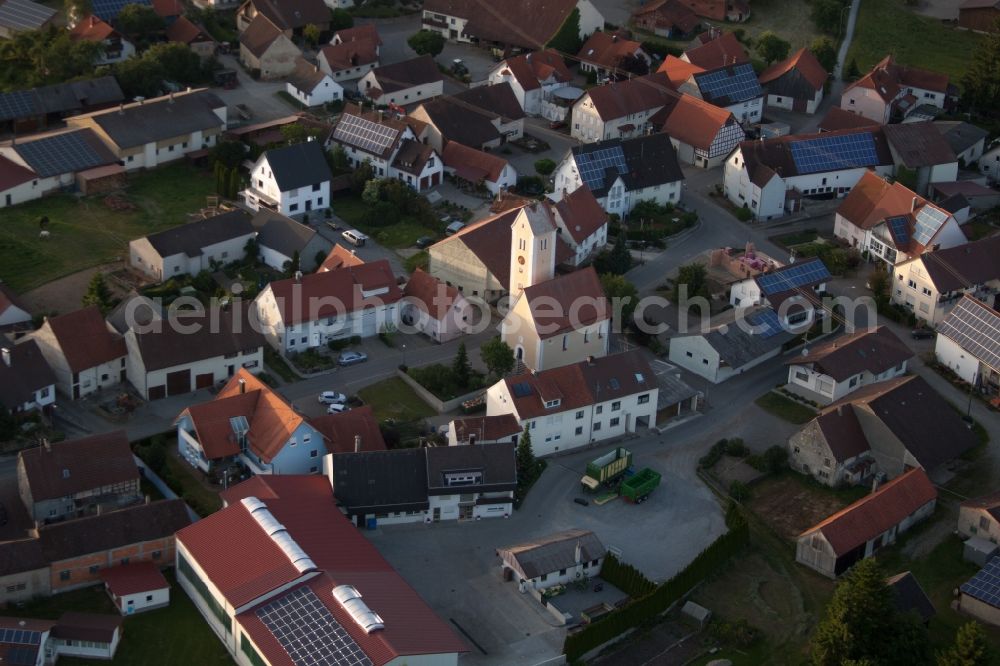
<box><xmin>445</xmin><ymin>220</ymin><xmax>466</xmax><ymax>236</ymax></box>
<box><xmin>338</xmin><ymin>351</ymin><xmax>368</xmax><ymax>366</ymax></box>
<box><xmin>342</xmin><ymin>229</ymin><xmax>368</xmax><ymax>246</ymax></box>
<box><xmin>573</xmin><ymin>497</ymin><xmax>589</xmax><ymax>506</ymax></box>
<box><xmin>318</xmin><ymin>391</ymin><xmax>347</xmax><ymax>405</ymax></box>
<box><xmin>327</xmin><ymin>403</ymin><xmax>350</xmax><ymax>414</ymax></box>
<box><xmin>549</xmin><ymin>119</ymin><xmax>566</xmax><ymax>130</ymax></box>
<box><xmin>911</xmin><ymin>328</ymin><xmax>936</xmax><ymax>340</ymax></box>
<box><xmin>415</xmin><ymin>236</ymin><xmax>434</xmax><ymax>249</ymax></box>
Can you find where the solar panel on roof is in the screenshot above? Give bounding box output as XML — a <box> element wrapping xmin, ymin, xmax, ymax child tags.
<box><xmin>747</xmin><ymin>309</ymin><xmax>784</xmax><ymax>338</ymax></box>
<box><xmin>961</xmin><ymin>556</ymin><xmax>1000</xmax><ymax>607</ymax></box>
<box><xmin>5</xmin><ymin>646</ymin><xmax>38</xmax><ymax>666</ymax></box>
<box><xmin>14</xmin><ymin>131</ymin><xmax>109</xmax><ymax>178</ymax></box>
<box><xmin>0</xmin><ymin>0</ymin><xmax>55</xmax><ymax>31</ymax></box>
<box><xmin>332</xmin><ymin>114</ymin><xmax>399</xmax><ymax>156</ymax></box>
<box><xmin>0</xmin><ymin>629</ymin><xmax>41</xmax><ymax>645</ymax></box>
<box><xmin>575</xmin><ymin>145</ymin><xmax>627</xmax><ymax>192</ymax></box>
<box><xmin>886</xmin><ymin>215</ymin><xmax>910</xmax><ymax>247</ymax></box>
<box><xmin>256</xmin><ymin>586</ymin><xmax>373</xmax><ymax>666</ymax></box>
<box><xmin>912</xmin><ymin>205</ymin><xmax>948</xmax><ymax>247</ymax></box>
<box><xmin>693</xmin><ymin>64</ymin><xmax>762</xmax><ymax>105</ymax></box>
<box><xmin>938</xmin><ymin>298</ymin><xmax>1000</xmax><ymax>373</ymax></box>
<box><xmin>91</xmin><ymin>0</ymin><xmax>148</xmax><ymax>20</ymax></box>
<box><xmin>756</xmin><ymin>259</ymin><xmax>831</xmax><ymax>296</ymax></box>
<box><xmin>788</xmin><ymin>132</ymin><xmax>880</xmax><ymax>175</ymax></box>
<box><xmin>513</xmin><ymin>382</ymin><xmax>533</xmax><ymax>397</ymax></box>
<box><xmin>0</xmin><ymin>90</ymin><xmax>38</xmax><ymax>122</ymax></box>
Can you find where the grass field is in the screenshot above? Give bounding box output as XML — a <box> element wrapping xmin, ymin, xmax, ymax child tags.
<box><xmin>357</xmin><ymin>376</ymin><xmax>435</xmax><ymax>422</ymax></box>
<box><xmin>754</xmin><ymin>392</ymin><xmax>817</xmax><ymax>424</ymax></box>
<box><xmin>846</xmin><ymin>0</ymin><xmax>984</xmax><ymax>83</ymax></box>
<box><xmin>161</xmin><ymin>447</ymin><xmax>223</xmax><ymax>517</ymax></box>
<box><xmin>0</xmin><ymin>164</ymin><xmax>217</xmax><ymax>292</ymax></box>
<box><xmin>0</xmin><ymin>571</ymin><xmax>232</xmax><ymax>665</ymax></box>
<box><xmin>332</xmin><ymin>194</ymin><xmax>436</xmax><ymax>249</ymax></box>
<box><xmin>732</xmin><ymin>0</ymin><xmax>822</xmax><ymax>51</ymax></box>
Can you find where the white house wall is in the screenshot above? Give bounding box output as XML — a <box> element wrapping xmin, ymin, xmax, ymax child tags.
<box><xmin>357</xmin><ymin>74</ymin><xmax>443</xmax><ymax>106</ymax></box>
<box><xmin>935</xmin><ymin>334</ymin><xmax>982</xmax><ymax>385</ymax></box>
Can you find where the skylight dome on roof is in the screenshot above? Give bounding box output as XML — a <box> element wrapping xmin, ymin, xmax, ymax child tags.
<box><xmin>333</xmin><ymin>585</ymin><xmax>385</xmax><ymax>633</ymax></box>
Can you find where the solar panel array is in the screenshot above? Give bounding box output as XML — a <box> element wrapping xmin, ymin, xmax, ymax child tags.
<box><xmin>0</xmin><ymin>629</ymin><xmax>42</xmax><ymax>645</ymax></box>
<box><xmin>788</xmin><ymin>132</ymin><xmax>879</xmax><ymax>175</ymax></box>
<box><xmin>756</xmin><ymin>259</ymin><xmax>831</xmax><ymax>296</ymax></box>
<box><xmin>693</xmin><ymin>63</ymin><xmax>762</xmax><ymax>105</ymax></box>
<box><xmin>332</xmin><ymin>114</ymin><xmax>399</xmax><ymax>156</ymax></box>
<box><xmin>0</xmin><ymin>90</ymin><xmax>38</xmax><ymax>122</ymax></box>
<box><xmin>886</xmin><ymin>215</ymin><xmax>910</xmax><ymax>247</ymax></box>
<box><xmin>961</xmin><ymin>556</ymin><xmax>1000</xmax><ymax>608</ymax></box>
<box><xmin>938</xmin><ymin>297</ymin><xmax>1000</xmax><ymax>373</ymax></box>
<box><xmin>91</xmin><ymin>0</ymin><xmax>148</xmax><ymax>20</ymax></box>
<box><xmin>0</xmin><ymin>0</ymin><xmax>56</xmax><ymax>32</ymax></box>
<box><xmin>15</xmin><ymin>131</ymin><xmax>108</xmax><ymax>178</ymax></box>
<box><xmin>3</xmin><ymin>646</ymin><xmax>38</xmax><ymax>666</ymax></box>
<box><xmin>747</xmin><ymin>309</ymin><xmax>784</xmax><ymax>339</ymax></box>
<box><xmin>513</xmin><ymin>382</ymin><xmax>533</xmax><ymax>397</ymax></box>
<box><xmin>575</xmin><ymin>145</ymin><xmax>627</xmax><ymax>191</ymax></box>
<box><xmin>912</xmin><ymin>205</ymin><xmax>948</xmax><ymax>247</ymax></box>
<box><xmin>257</xmin><ymin>586</ymin><xmax>373</xmax><ymax>666</ymax></box>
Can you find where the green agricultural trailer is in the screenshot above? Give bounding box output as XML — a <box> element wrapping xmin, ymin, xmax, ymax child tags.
<box><xmin>621</xmin><ymin>468</ymin><xmax>661</xmax><ymax>503</ymax></box>
<box><xmin>581</xmin><ymin>447</ymin><xmax>632</xmax><ymax>491</ymax></box>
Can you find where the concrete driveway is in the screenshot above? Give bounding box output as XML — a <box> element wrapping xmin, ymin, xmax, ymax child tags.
<box><xmin>213</xmin><ymin>54</ymin><xmax>299</xmax><ymax>125</ymax></box>
<box><xmin>437</xmin><ymin>42</ymin><xmax>499</xmax><ymax>84</ymax></box>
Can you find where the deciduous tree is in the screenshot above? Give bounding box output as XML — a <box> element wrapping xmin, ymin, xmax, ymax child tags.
<box><xmin>407</xmin><ymin>30</ymin><xmax>445</xmax><ymax>57</ymax></box>
<box><xmin>755</xmin><ymin>31</ymin><xmax>790</xmax><ymax>65</ymax></box>
<box><xmin>810</xmin><ymin>36</ymin><xmax>837</xmax><ymax>74</ymax></box>
<box><xmin>938</xmin><ymin>621</ymin><xmax>992</xmax><ymax>666</ymax></box>
<box><xmin>82</xmin><ymin>273</ymin><xmax>113</xmax><ymax>314</ymax></box>
<box><xmin>481</xmin><ymin>336</ymin><xmax>515</xmax><ymax>378</ymax></box>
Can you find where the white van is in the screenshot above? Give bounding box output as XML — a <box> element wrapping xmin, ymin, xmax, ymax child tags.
<box><xmin>342</xmin><ymin>229</ymin><xmax>369</xmax><ymax>246</ymax></box>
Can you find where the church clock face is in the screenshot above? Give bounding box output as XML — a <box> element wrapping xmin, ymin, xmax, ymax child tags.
<box><xmin>517</xmin><ymin>255</ymin><xmax>526</xmax><ymax>265</ymax></box>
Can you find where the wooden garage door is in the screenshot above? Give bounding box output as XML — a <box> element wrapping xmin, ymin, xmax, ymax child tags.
<box><xmin>195</xmin><ymin>373</ymin><xmax>214</xmax><ymax>389</ymax></box>
<box><xmin>148</xmin><ymin>385</ymin><xmax>166</xmax><ymax>401</ymax></box>
<box><xmin>166</xmin><ymin>369</ymin><xmax>191</xmax><ymax>396</ymax></box>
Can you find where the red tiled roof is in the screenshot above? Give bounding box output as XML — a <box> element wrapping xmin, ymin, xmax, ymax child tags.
<box><xmin>654</xmin><ymin>91</ymin><xmax>736</xmax><ymax>150</ymax></box>
<box><xmin>318</xmin><ymin>244</ymin><xmax>365</xmax><ymax>272</ymax></box>
<box><xmin>961</xmin><ymin>490</ymin><xmax>1000</xmax><ymax>523</ymax></box>
<box><xmin>403</xmin><ymin>268</ymin><xmax>462</xmax><ymax>320</ymax></box>
<box><xmin>683</xmin><ymin>31</ymin><xmax>748</xmax><ymax>69</ymax></box>
<box><xmin>52</xmin><ymin>612</ymin><xmax>122</xmax><ymax>643</ymax></box>
<box><xmin>585</xmin><ymin>73</ymin><xmax>674</xmax><ymax>121</ymax></box>
<box><xmin>442</xmin><ymin>141</ymin><xmax>508</xmax><ymax>183</ymax></box>
<box><xmin>817</xmin><ymin>106</ymin><xmax>882</xmax><ymax>132</ymax></box>
<box><xmin>309</xmin><ymin>405</ymin><xmax>387</xmax><ymax>454</ymax></box>
<box><xmin>451</xmin><ymin>414</ymin><xmax>521</xmax><ymax>442</ymax></box>
<box><xmin>320</xmin><ymin>40</ymin><xmax>379</xmax><ymax>72</ymax></box>
<box><xmin>180</xmin><ymin>475</ymin><xmax>468</xmax><ymax>665</ymax></box>
<box><xmin>801</xmin><ymin>468</ymin><xmax>937</xmax><ymax>556</ymax></box>
<box><xmin>657</xmin><ymin>55</ymin><xmax>704</xmax><ymax>87</ymax></box>
<box><xmin>69</xmin><ymin>15</ymin><xmax>118</xmax><ymax>42</ymax></box>
<box><xmin>100</xmin><ymin>561</ymin><xmax>168</xmax><ymax>596</ymax></box>
<box><xmin>813</xmin><ymin>406</ymin><xmax>871</xmax><ymax>463</ymax></box>
<box><xmin>554</xmin><ymin>186</ymin><xmax>607</xmax><ymax>243</ymax></box>
<box><xmin>41</xmin><ymin>306</ymin><xmax>126</xmax><ymax>373</ymax></box>
<box><xmin>18</xmin><ymin>431</ymin><xmax>138</xmax><ymax>502</ymax></box>
<box><xmin>167</xmin><ymin>15</ymin><xmax>213</xmax><ymax>45</ymax></box>
<box><xmin>520</xmin><ymin>266</ymin><xmax>608</xmax><ymax>339</ymax></box>
<box><xmin>266</xmin><ymin>259</ymin><xmax>402</xmax><ymax>325</ymax></box>
<box><xmin>632</xmin><ymin>0</ymin><xmax>700</xmax><ymax>33</ymax></box>
<box><xmin>577</xmin><ymin>31</ymin><xmax>644</xmax><ymax>70</ymax></box>
<box><xmin>151</xmin><ymin>0</ymin><xmax>182</xmax><ymax>17</ymax></box>
<box><xmin>333</xmin><ymin>24</ymin><xmax>382</xmax><ymax>45</ymax></box>
<box><xmin>758</xmin><ymin>47</ymin><xmax>827</xmax><ymax>91</ymax></box>
<box><xmin>836</xmin><ymin>171</ymin><xmax>947</xmax><ymax>240</ymax></box>
<box><xmin>426</xmin><ymin>0</ymin><xmax>577</xmax><ymax>50</ymax></box>
<box><xmin>0</xmin><ymin>155</ymin><xmax>35</xmax><ymax>193</ymax></box>
<box><xmin>847</xmin><ymin>55</ymin><xmax>949</xmax><ymax>102</ymax></box>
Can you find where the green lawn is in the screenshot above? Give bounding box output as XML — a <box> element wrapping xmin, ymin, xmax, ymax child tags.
<box><xmin>404</xmin><ymin>250</ymin><xmax>429</xmax><ymax>274</ymax></box>
<box><xmin>0</xmin><ymin>571</ymin><xmax>232</xmax><ymax>665</ymax></box>
<box><xmin>0</xmin><ymin>163</ymin><xmax>217</xmax><ymax>292</ymax></box>
<box><xmin>846</xmin><ymin>0</ymin><xmax>983</xmax><ymax>83</ymax></box>
<box><xmin>730</xmin><ymin>0</ymin><xmax>821</xmax><ymax>51</ymax></box>
<box><xmin>754</xmin><ymin>392</ymin><xmax>817</xmax><ymax>424</ymax></box>
<box><xmin>161</xmin><ymin>449</ymin><xmax>223</xmax><ymax>517</ymax></box>
<box><xmin>332</xmin><ymin>194</ymin><xmax>436</xmax><ymax>249</ymax></box>
<box><xmin>357</xmin><ymin>376</ymin><xmax>435</xmax><ymax>422</ymax></box>
<box><xmin>264</xmin><ymin>346</ymin><xmax>299</xmax><ymax>382</ymax></box>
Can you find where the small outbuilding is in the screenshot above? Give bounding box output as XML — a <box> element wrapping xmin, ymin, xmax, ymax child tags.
<box><xmin>497</xmin><ymin>528</ymin><xmax>606</xmax><ymax>592</ymax></box>
<box><xmin>101</xmin><ymin>562</ymin><xmax>170</xmax><ymax>615</ymax></box>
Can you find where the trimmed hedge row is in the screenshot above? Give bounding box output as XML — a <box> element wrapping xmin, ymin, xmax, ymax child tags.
<box><xmin>599</xmin><ymin>554</ymin><xmax>656</xmax><ymax>599</ymax></box>
<box><xmin>563</xmin><ymin>513</ymin><xmax>750</xmax><ymax>662</ymax></box>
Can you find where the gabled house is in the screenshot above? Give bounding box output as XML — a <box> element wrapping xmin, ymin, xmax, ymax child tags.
<box><xmin>959</xmin><ymin>556</ymin><xmax>1000</xmax><ymax>626</ymax></box>
<box><xmin>934</xmin><ymin>120</ymin><xmax>989</xmax><ymax>166</ymax></box>
<box><xmin>251</xmin><ymin>209</ymin><xmax>332</xmax><ymax>272</ymax></box>
<box><xmin>179</xmin><ymin>476</ymin><xmax>467</xmax><ymax>665</ymax></box>
<box><xmin>891</xmin><ymin>236</ymin><xmax>1000</xmax><ymax>324</ymax></box>
<box><xmin>65</xmin><ymin>89</ymin><xmax>227</xmax><ymax>171</ymax></box>
<box><xmin>935</xmin><ymin>295</ymin><xmax>1000</xmax><ymax>393</ymax></box>
<box><xmin>840</xmin><ymin>55</ymin><xmax>949</xmax><ymax>124</ymax></box>
<box><xmin>29</xmin><ymin>307</ymin><xmax>127</xmax><ymax>400</ymax></box>
<box><xmin>576</xmin><ymin>31</ymin><xmax>650</xmax><ymax>78</ymax></box>
<box><xmin>124</xmin><ymin>304</ymin><xmax>264</xmax><ymax>401</ymax></box>
<box><xmin>357</xmin><ymin>55</ymin><xmax>444</xmax><ymax>107</ymax></box>
<box><xmin>238</xmin><ymin>15</ymin><xmax>301</xmax><ymax>80</ymax></box>
<box><xmin>317</xmin><ymin>243</ymin><xmax>364</xmax><ymax>272</ymax></box>
<box><xmin>129</xmin><ymin>209</ymin><xmax>256</xmax><ymax>281</ymax></box>
<box><xmin>309</xmin><ymin>405</ymin><xmax>387</xmax><ymax>455</ymax></box>
<box><xmin>0</xmin><ymin>0</ymin><xmax>54</xmax><ymax>37</ymax></box>
<box><xmin>789</xmin><ymin>375</ymin><xmax>979</xmax><ymax>482</ymax></box>
<box><xmin>833</xmin><ymin>171</ymin><xmax>965</xmax><ymax>267</ymax></box>
<box><xmin>285</xmin><ymin>57</ymin><xmax>343</xmax><ymax>108</ymax></box>
<box><xmin>401</xmin><ymin>268</ymin><xmax>473</xmax><ymax>343</ymax></box>
<box><xmin>487</xmin><ymin>49</ymin><xmax>575</xmax><ymax>118</ymax></box>
<box><xmin>424</xmin><ymin>444</ymin><xmax>517</xmax><ymax>520</ymax></box>
<box><xmin>817</xmin><ymin>106</ymin><xmax>882</xmax><ymax>133</ymax></box>
<box><xmin>651</xmin><ymin>91</ymin><xmax>746</xmax><ymax>168</ymax></box>
<box><xmin>681</xmin><ymin>30</ymin><xmax>748</xmax><ymax>69</ymax></box>
<box><xmin>318</xmin><ymin>25</ymin><xmax>381</xmax><ymax>82</ymax></box>
<box><xmin>981</xmin><ymin>142</ymin><xmax>1000</xmax><ymax>183</ymax></box>
<box><xmin>101</xmin><ymin>561</ymin><xmax>170</xmax><ymax>615</ymax></box>
<box><xmin>570</xmin><ymin>72</ymin><xmax>675</xmax><ymax>142</ymax></box>
<box><xmin>677</xmin><ymin>61</ymin><xmax>763</xmax><ymax>124</ymax></box>
<box><xmin>16</xmin><ymin>432</ymin><xmax>141</xmax><ymax>523</ymax></box>
<box><xmin>796</xmin><ymin>468</ymin><xmax>937</xmax><ymax>577</ymax></box>
<box><xmin>630</xmin><ymin>0</ymin><xmax>700</xmax><ymax>39</ymax></box>
<box><xmin>166</xmin><ymin>15</ymin><xmax>216</xmax><ymax>59</ymax></box>
<box><xmin>0</xmin><ymin>76</ymin><xmax>123</xmax><ymax>136</ymax></box>
<box><xmin>724</xmin><ymin>127</ymin><xmax>895</xmax><ymax>220</ymax></box>
<box><xmin>68</xmin><ymin>15</ymin><xmax>135</xmax><ymax>65</ymax></box>
<box><xmin>253</xmin><ymin>259</ymin><xmax>402</xmax><ymax>353</ymax></box>
<box><xmin>236</xmin><ymin>0</ymin><xmax>329</xmax><ymax>35</ymax></box>
<box><xmin>421</xmin><ymin>0</ymin><xmax>603</xmax><ymax>51</ymax></box>
<box><xmin>882</xmin><ymin>121</ymin><xmax>958</xmax><ymax>195</ymax></box>
<box><xmin>959</xmin><ymin>0</ymin><xmax>1000</xmax><ymax>31</ymax></box>
<box><xmin>931</xmin><ymin>181</ymin><xmax>1000</xmax><ymax>212</ymax></box>
<box><xmin>441</xmin><ymin>141</ymin><xmax>518</xmax><ymax>196</ymax></box>
<box><xmin>328</xmin><ymin>104</ymin><xmax>443</xmax><ymax>191</ymax></box>
<box><xmin>486</xmin><ymin>351</ymin><xmax>657</xmax><ymax>456</ymax></box>
<box><xmin>758</xmin><ymin>47</ymin><xmax>827</xmax><ymax>115</ymax></box>
<box><xmin>447</xmin><ymin>414</ymin><xmax>522</xmax><ymax>446</ymax></box>
<box><xmin>554</xmin><ymin>132</ymin><xmax>684</xmax><ymax>216</ymax></box>
<box><xmin>784</xmin><ymin>326</ymin><xmax>913</xmax><ymax>404</ymax></box>
<box><xmin>499</xmin><ymin>529</ymin><xmax>606</xmax><ymax>593</ymax></box>
<box><xmin>410</xmin><ymin>82</ymin><xmax>525</xmax><ymax>152</ymax></box>
<box><xmin>678</xmin><ymin>0</ymin><xmax>748</xmax><ymax>21</ymax></box>
<box><xmin>175</xmin><ymin>369</ymin><xmax>326</xmax><ymax>475</ymax></box>
<box><xmin>960</xmin><ymin>491</ymin><xmax>1000</xmax><ymax>546</ymax></box>
<box><xmin>242</xmin><ymin>140</ymin><xmax>332</xmax><ymax>216</ymax></box>
<box><xmin>0</xmin><ymin>340</ymin><xmax>55</xmax><ymax>414</ymax></box>
<box><xmin>547</xmin><ymin>185</ymin><xmax>609</xmax><ymax>265</ymax></box>
<box><xmin>728</xmin><ymin>256</ymin><xmax>830</xmax><ymax>327</ymax></box>
<box><xmin>887</xmin><ymin>571</ymin><xmax>936</xmax><ymax>624</ymax></box>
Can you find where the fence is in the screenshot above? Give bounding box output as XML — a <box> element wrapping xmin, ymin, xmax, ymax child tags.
<box><xmin>395</xmin><ymin>369</ymin><xmax>483</xmax><ymax>414</ymax></box>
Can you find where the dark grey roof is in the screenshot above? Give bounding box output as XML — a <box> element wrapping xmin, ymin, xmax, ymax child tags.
<box><xmin>701</xmin><ymin>318</ymin><xmax>794</xmax><ymax>369</ymax></box>
<box><xmin>452</xmin><ymin>82</ymin><xmax>525</xmax><ymax>122</ymax></box>
<box><xmin>106</xmin><ymin>293</ymin><xmax>163</xmax><ymax>335</ymax></box>
<box><xmin>416</xmin><ymin>96</ymin><xmax>500</xmax><ymax>149</ymax></box>
<box><xmin>498</xmin><ymin>529</ymin><xmax>606</xmax><ymax>579</ymax></box>
<box><xmin>262</xmin><ymin>140</ymin><xmax>332</xmax><ymax>192</ymax></box>
<box><xmin>370</xmin><ymin>55</ymin><xmax>442</xmax><ymax>94</ymax></box>
<box><xmin>0</xmin><ymin>0</ymin><xmax>55</xmax><ymax>32</ymax></box>
<box><xmin>887</xmin><ymin>571</ymin><xmax>935</xmax><ymax>623</ymax></box>
<box><xmin>144</xmin><ymin>210</ymin><xmax>254</xmax><ymax>258</ymax></box>
<box><xmin>13</xmin><ymin>129</ymin><xmax>117</xmax><ymax>177</ymax></box>
<box><xmin>251</xmin><ymin>210</ymin><xmax>318</xmax><ymax>258</ymax></box>
<box><xmin>934</xmin><ymin>121</ymin><xmax>990</xmax><ymax>155</ymax></box>
<box><xmin>884</xmin><ymin>122</ymin><xmax>957</xmax><ymax>168</ymax></box>
<box><xmin>654</xmin><ymin>369</ymin><xmax>699</xmax><ymax>410</ymax></box>
<box><xmin>0</xmin><ymin>339</ymin><xmax>55</xmax><ymax>410</ymax></box>
<box><xmin>425</xmin><ymin>442</ymin><xmax>517</xmax><ymax>495</ymax></box>
<box><xmin>0</xmin><ymin>76</ymin><xmax>123</xmax><ymax>122</ymax></box>
<box><xmin>570</xmin><ymin>133</ymin><xmax>684</xmax><ymax>198</ymax></box>
<box><xmin>939</xmin><ymin>193</ymin><xmax>970</xmax><ymax>214</ymax></box>
<box><xmin>82</xmin><ymin>89</ymin><xmax>225</xmax><ymax>149</ymax></box>
<box><xmin>332</xmin><ymin>449</ymin><xmax>429</xmax><ymax>513</ymax></box>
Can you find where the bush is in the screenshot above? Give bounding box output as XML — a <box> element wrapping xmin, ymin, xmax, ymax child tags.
<box><xmin>725</xmin><ymin>437</ymin><xmax>748</xmax><ymax>457</ymax></box>
<box><xmin>600</xmin><ymin>554</ymin><xmax>656</xmax><ymax>598</ymax></box>
<box><xmin>698</xmin><ymin>439</ymin><xmax>729</xmax><ymax>469</ymax></box>
<box><xmin>762</xmin><ymin>445</ymin><xmax>788</xmax><ymax>473</ymax></box>
<box><xmin>735</xmin><ymin>205</ymin><xmax>753</xmax><ymax>222</ymax></box>
<box><xmin>408</xmin><ymin>364</ymin><xmax>486</xmax><ymax>400</ymax></box>
<box><xmin>729</xmin><ymin>480</ymin><xmax>750</xmax><ymax>502</ymax></box>
<box><xmin>534</xmin><ymin>158</ymin><xmax>556</xmax><ymax>175</ymax></box>
<box><xmin>709</xmin><ymin>618</ymin><xmax>761</xmax><ymax>648</ymax></box>
<box><xmin>327</xmin><ymin>338</ymin><xmax>352</xmax><ymax>351</ymax></box>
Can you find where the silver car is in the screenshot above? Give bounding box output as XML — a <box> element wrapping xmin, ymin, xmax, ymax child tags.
<box><xmin>337</xmin><ymin>351</ymin><xmax>368</xmax><ymax>366</ymax></box>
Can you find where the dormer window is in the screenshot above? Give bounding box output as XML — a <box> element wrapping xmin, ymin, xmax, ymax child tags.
<box><xmin>544</xmin><ymin>399</ymin><xmax>561</xmax><ymax>409</ymax></box>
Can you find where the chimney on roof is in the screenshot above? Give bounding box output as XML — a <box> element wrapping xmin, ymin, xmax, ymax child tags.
<box><xmin>294</xmin><ymin>270</ymin><xmax>303</xmax><ymax>282</ymax></box>
<box><xmin>0</xmin><ymin>348</ymin><xmax>9</xmax><ymax>367</ymax></box>
<box><xmin>871</xmin><ymin>475</ymin><xmax>880</xmax><ymax>494</ymax></box>
<box><xmin>238</xmin><ymin>377</ymin><xmax>246</xmax><ymax>394</ymax></box>
<box><xmin>354</xmin><ymin>434</ymin><xmax>361</xmax><ymax>453</ymax></box>
<box><xmin>911</xmin><ymin>197</ymin><xmax>918</xmax><ymax>212</ymax></box>
<box><xmin>836</xmin><ymin>404</ymin><xmax>842</xmax><ymax>416</ymax></box>
<box><xmin>574</xmin><ymin>541</ymin><xmax>582</xmax><ymax>564</ymax></box>
<box><xmin>118</xmin><ymin>103</ymin><xmax>124</xmax><ymax>114</ymax></box>
<box><xmin>29</xmin><ymin>522</ymin><xmax>39</xmax><ymax>539</ymax></box>
<box><xmin>587</xmin><ymin>355</ymin><xmax>595</xmax><ymax>365</ymax></box>
<box><xmin>612</xmin><ymin>34</ymin><xmax>618</xmax><ymax>42</ymax></box>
